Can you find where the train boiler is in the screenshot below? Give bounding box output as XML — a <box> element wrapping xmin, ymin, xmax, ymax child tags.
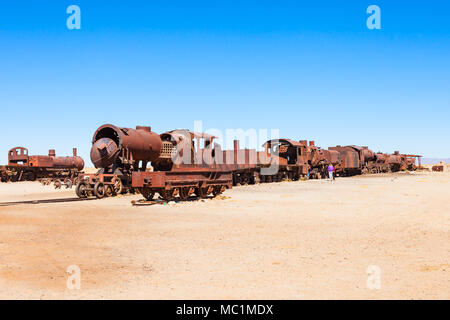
<box><xmin>327</xmin><ymin>145</ymin><xmax>377</xmax><ymax>176</ymax></box>
<box><xmin>76</xmin><ymin>124</ymin><xmax>163</xmax><ymax>198</ymax></box>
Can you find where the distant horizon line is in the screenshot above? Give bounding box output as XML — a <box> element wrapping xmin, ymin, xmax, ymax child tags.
<box><xmin>420</xmin><ymin>158</ymin><xmax>450</xmax><ymax>165</ymax></box>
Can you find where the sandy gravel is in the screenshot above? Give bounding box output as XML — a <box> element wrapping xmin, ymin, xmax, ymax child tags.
<box><xmin>0</xmin><ymin>171</ymin><xmax>448</xmax><ymax>300</ymax></box>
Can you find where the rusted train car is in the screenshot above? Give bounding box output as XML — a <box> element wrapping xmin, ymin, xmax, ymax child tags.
<box><xmin>76</xmin><ymin>125</ymin><xmax>233</xmax><ymax>200</ymax></box>
<box><xmin>327</xmin><ymin>146</ymin><xmax>421</xmax><ymax>176</ymax></box>
<box><xmin>0</xmin><ymin>147</ymin><xmax>84</xmax><ymax>186</ymax></box>
<box><xmin>226</xmin><ymin>139</ymin><xmax>343</xmax><ymax>184</ymax></box>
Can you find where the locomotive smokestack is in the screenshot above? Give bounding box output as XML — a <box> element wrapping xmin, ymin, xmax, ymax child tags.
<box><xmin>309</xmin><ymin>141</ymin><xmax>315</xmax><ymax>146</ymax></box>
<box><xmin>136</xmin><ymin>126</ymin><xmax>151</xmax><ymax>132</ymax></box>
<box><xmin>49</xmin><ymin>149</ymin><xmax>56</xmax><ymax>157</ymax></box>
<box><xmin>73</xmin><ymin>148</ymin><xmax>77</xmax><ymax>157</ymax></box>
<box><xmin>234</xmin><ymin>140</ymin><xmax>240</xmax><ymax>151</ymax></box>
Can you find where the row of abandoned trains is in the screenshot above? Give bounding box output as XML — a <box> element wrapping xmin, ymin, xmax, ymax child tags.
<box><xmin>1</xmin><ymin>124</ymin><xmax>422</xmax><ymax>201</ymax></box>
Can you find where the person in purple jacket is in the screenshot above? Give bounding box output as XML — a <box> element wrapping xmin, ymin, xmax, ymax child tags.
<box><xmin>328</xmin><ymin>164</ymin><xmax>334</xmax><ymax>181</ymax></box>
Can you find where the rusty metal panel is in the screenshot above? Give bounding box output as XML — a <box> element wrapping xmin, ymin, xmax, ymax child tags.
<box><xmin>8</xmin><ymin>147</ymin><xmax>29</xmax><ymax>165</ymax></box>
<box><xmin>328</xmin><ymin>146</ymin><xmax>360</xmax><ymax>169</ymax></box>
<box><xmin>28</xmin><ymin>156</ymin><xmax>53</xmax><ymax>168</ymax></box>
<box><xmin>432</xmin><ymin>165</ymin><xmax>444</xmax><ymax>172</ymax></box>
<box><xmin>132</xmin><ymin>171</ymin><xmax>165</xmax><ymax>188</ymax></box>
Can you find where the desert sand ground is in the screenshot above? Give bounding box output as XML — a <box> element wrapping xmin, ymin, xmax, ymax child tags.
<box><xmin>0</xmin><ymin>171</ymin><xmax>448</xmax><ymax>300</ymax></box>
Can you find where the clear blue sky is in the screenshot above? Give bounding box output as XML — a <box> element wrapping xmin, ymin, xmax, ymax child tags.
<box><xmin>1</xmin><ymin>1</ymin><xmax>449</xmax><ymax>165</ymax></box>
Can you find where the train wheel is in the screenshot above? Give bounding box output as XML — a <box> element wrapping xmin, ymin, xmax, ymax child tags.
<box><xmin>213</xmin><ymin>186</ymin><xmax>226</xmax><ymax>197</ymax></box>
<box><xmin>75</xmin><ymin>181</ymin><xmax>88</xmax><ymax>198</ymax></box>
<box><xmin>64</xmin><ymin>178</ymin><xmax>73</xmax><ymax>189</ymax></box>
<box><xmin>10</xmin><ymin>173</ymin><xmax>19</xmax><ymax>182</ymax></box>
<box><xmin>179</xmin><ymin>187</ymin><xmax>190</xmax><ymax>201</ymax></box>
<box><xmin>93</xmin><ymin>182</ymin><xmax>106</xmax><ymax>199</ymax></box>
<box><xmin>160</xmin><ymin>189</ymin><xmax>174</xmax><ymax>202</ymax></box>
<box><xmin>172</xmin><ymin>188</ymin><xmax>180</xmax><ymax>198</ymax></box>
<box><xmin>25</xmin><ymin>172</ymin><xmax>36</xmax><ymax>181</ymax></box>
<box><xmin>140</xmin><ymin>188</ymin><xmax>155</xmax><ymax>201</ymax></box>
<box><xmin>105</xmin><ymin>185</ymin><xmax>114</xmax><ymax>197</ymax></box>
<box><xmin>54</xmin><ymin>179</ymin><xmax>62</xmax><ymax>189</ymax></box>
<box><xmin>111</xmin><ymin>177</ymin><xmax>123</xmax><ymax>195</ymax></box>
<box><xmin>197</xmin><ymin>187</ymin><xmax>212</xmax><ymax>199</ymax></box>
<box><xmin>253</xmin><ymin>172</ymin><xmax>260</xmax><ymax>184</ymax></box>
<box><xmin>234</xmin><ymin>175</ymin><xmax>242</xmax><ymax>186</ymax></box>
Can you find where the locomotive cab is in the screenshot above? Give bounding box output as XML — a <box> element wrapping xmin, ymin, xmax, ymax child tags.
<box><xmin>8</xmin><ymin>147</ymin><xmax>29</xmax><ymax>166</ymax></box>
<box><xmin>154</xmin><ymin>130</ymin><xmax>218</xmax><ymax>170</ymax></box>
<box><xmin>263</xmin><ymin>139</ymin><xmax>303</xmax><ymax>165</ymax></box>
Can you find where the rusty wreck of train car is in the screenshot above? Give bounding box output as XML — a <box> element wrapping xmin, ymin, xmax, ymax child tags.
<box><xmin>0</xmin><ymin>147</ymin><xmax>84</xmax><ymax>187</ymax></box>
<box><xmin>76</xmin><ymin>124</ymin><xmax>232</xmax><ymax>200</ymax></box>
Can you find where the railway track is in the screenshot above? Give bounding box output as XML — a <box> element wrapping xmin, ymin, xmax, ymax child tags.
<box><xmin>0</xmin><ymin>197</ymin><xmax>97</xmax><ymax>207</ymax></box>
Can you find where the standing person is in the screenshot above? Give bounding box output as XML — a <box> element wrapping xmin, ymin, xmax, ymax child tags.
<box><xmin>333</xmin><ymin>165</ymin><xmax>336</xmax><ymax>180</ymax></box>
<box><xmin>328</xmin><ymin>164</ymin><xmax>334</xmax><ymax>181</ymax></box>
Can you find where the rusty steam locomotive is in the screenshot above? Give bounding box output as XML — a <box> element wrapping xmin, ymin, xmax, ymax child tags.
<box><xmin>0</xmin><ymin>147</ymin><xmax>84</xmax><ymax>187</ymax></box>
<box><xmin>75</xmin><ymin>124</ymin><xmax>421</xmax><ymax>201</ymax></box>
<box><xmin>76</xmin><ymin>124</ymin><xmax>233</xmax><ymax>200</ymax></box>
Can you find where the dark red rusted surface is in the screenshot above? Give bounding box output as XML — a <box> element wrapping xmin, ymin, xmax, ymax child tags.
<box><xmin>91</xmin><ymin>124</ymin><xmax>163</xmax><ymax>169</ymax></box>
<box><xmin>1</xmin><ymin>147</ymin><xmax>84</xmax><ymax>184</ymax></box>
<box><xmin>77</xmin><ymin>126</ymin><xmax>234</xmax><ymax>200</ymax></box>
<box><xmin>432</xmin><ymin>165</ymin><xmax>444</xmax><ymax>172</ymax></box>
<box><xmin>327</xmin><ymin>146</ymin><xmax>362</xmax><ymax>175</ymax></box>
